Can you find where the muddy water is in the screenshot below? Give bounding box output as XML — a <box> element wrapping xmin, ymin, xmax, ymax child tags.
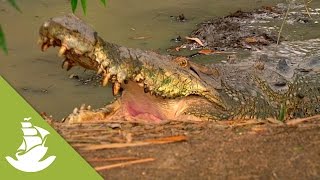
<box><xmin>0</xmin><ymin>0</ymin><xmax>313</xmax><ymax>119</ymax></box>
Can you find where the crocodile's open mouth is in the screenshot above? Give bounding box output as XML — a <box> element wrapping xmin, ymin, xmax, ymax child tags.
<box><xmin>108</xmin><ymin>82</ymin><xmax>210</xmax><ymax>122</ymax></box>
<box><xmin>38</xmin><ymin>14</ymin><xmax>221</xmax><ymax>122</ymax></box>
<box><xmin>38</xmin><ymin>38</ymin><xmax>210</xmax><ymax>122</ymax></box>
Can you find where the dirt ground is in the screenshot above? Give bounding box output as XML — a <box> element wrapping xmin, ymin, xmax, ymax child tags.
<box><xmin>49</xmin><ymin>119</ymin><xmax>320</xmax><ymax>179</ymax></box>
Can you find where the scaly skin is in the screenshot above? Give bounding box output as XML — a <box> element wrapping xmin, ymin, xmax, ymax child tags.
<box><xmin>39</xmin><ymin>14</ymin><xmax>320</xmax><ymax>123</ymax></box>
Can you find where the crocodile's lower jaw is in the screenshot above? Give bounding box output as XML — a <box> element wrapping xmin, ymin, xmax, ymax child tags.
<box><xmin>66</xmin><ymin>81</ymin><xmax>209</xmax><ymax>123</ymax></box>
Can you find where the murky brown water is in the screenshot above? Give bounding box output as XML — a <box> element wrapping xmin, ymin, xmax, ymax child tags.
<box><xmin>1</xmin><ymin>0</ymin><xmax>319</xmax><ymax>119</ymax></box>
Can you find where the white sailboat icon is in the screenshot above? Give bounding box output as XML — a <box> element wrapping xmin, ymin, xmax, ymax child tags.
<box><xmin>6</xmin><ymin>117</ymin><xmax>56</xmax><ymax>172</ymax></box>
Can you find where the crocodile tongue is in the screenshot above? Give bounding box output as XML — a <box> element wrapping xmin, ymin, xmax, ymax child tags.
<box><xmin>121</xmin><ymin>82</ymin><xmax>168</xmax><ymax>122</ymax></box>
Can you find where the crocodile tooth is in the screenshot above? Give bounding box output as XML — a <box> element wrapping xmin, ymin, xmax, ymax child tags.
<box><xmin>134</xmin><ymin>74</ymin><xmax>144</xmax><ymax>82</ymax></box>
<box><xmin>97</xmin><ymin>65</ymin><xmax>105</xmax><ymax>75</ymax></box>
<box><xmin>39</xmin><ymin>37</ymin><xmax>48</xmax><ymax>45</ymax></box>
<box><xmin>61</xmin><ymin>59</ymin><xmax>69</xmax><ymax>70</ymax></box>
<box><xmin>101</xmin><ymin>60</ymin><xmax>109</xmax><ymax>68</ymax></box>
<box><xmin>63</xmin><ymin>59</ymin><xmax>75</xmax><ymax>71</ymax></box>
<box><xmin>41</xmin><ymin>43</ymin><xmax>50</xmax><ymax>51</ymax></box>
<box><xmin>66</xmin><ymin>62</ymin><xmax>74</xmax><ymax>71</ymax></box>
<box><xmin>58</xmin><ymin>46</ymin><xmax>67</xmax><ymax>57</ymax></box>
<box><xmin>80</xmin><ymin>104</ymin><xmax>86</xmax><ymax>110</ymax></box>
<box><xmin>73</xmin><ymin>107</ymin><xmax>79</xmax><ymax>114</ymax></box>
<box><xmin>97</xmin><ymin>68</ymin><xmax>103</xmax><ymax>75</ymax></box>
<box><xmin>138</xmin><ymin>82</ymin><xmax>144</xmax><ymax>87</ymax></box>
<box><xmin>74</xmin><ymin>49</ymin><xmax>82</xmax><ymax>54</ymax></box>
<box><xmin>112</xmin><ymin>82</ymin><xmax>121</xmax><ymax>96</ymax></box>
<box><xmin>117</xmin><ymin>71</ymin><xmax>126</xmax><ymax>84</ymax></box>
<box><xmin>87</xmin><ymin>105</ymin><xmax>91</xmax><ymax>110</ymax></box>
<box><xmin>97</xmin><ymin>67</ymin><xmax>103</xmax><ymax>75</ymax></box>
<box><xmin>102</xmin><ymin>73</ymin><xmax>111</xmax><ymax>86</ymax></box>
<box><xmin>49</xmin><ymin>38</ymin><xmax>54</xmax><ymax>45</ymax></box>
<box><xmin>111</xmin><ymin>75</ymin><xmax>117</xmax><ymax>83</ymax></box>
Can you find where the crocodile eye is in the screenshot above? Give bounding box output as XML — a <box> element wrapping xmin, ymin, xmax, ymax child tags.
<box><xmin>173</xmin><ymin>57</ymin><xmax>189</xmax><ymax>67</ymax></box>
<box><xmin>179</xmin><ymin>60</ymin><xmax>188</xmax><ymax>67</ymax></box>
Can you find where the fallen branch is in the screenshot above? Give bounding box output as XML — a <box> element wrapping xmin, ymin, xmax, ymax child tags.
<box><xmin>82</xmin><ymin>135</ymin><xmax>187</xmax><ymax>151</ymax></box>
<box><xmin>185</xmin><ymin>36</ymin><xmax>204</xmax><ymax>46</ymax></box>
<box><xmin>95</xmin><ymin>158</ymin><xmax>155</xmax><ymax>171</ymax></box>
<box><xmin>286</xmin><ymin>114</ymin><xmax>320</xmax><ymax>126</ymax></box>
<box><xmin>303</xmin><ymin>0</ymin><xmax>313</xmax><ymax>19</ymax></box>
<box><xmin>88</xmin><ymin>157</ymin><xmax>138</xmax><ymax>162</ymax></box>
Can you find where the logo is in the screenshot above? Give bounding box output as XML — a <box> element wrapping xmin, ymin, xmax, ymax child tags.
<box><xmin>5</xmin><ymin>117</ymin><xmax>56</xmax><ymax>172</ymax></box>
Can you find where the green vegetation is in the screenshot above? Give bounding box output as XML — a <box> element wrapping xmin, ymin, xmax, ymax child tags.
<box><xmin>71</xmin><ymin>0</ymin><xmax>107</xmax><ymax>14</ymax></box>
<box><xmin>6</xmin><ymin>0</ymin><xmax>21</xmax><ymax>12</ymax></box>
<box><xmin>0</xmin><ymin>0</ymin><xmax>107</xmax><ymax>55</ymax></box>
<box><xmin>0</xmin><ymin>0</ymin><xmax>21</xmax><ymax>54</ymax></box>
<box><xmin>278</xmin><ymin>104</ymin><xmax>286</xmax><ymax>122</ymax></box>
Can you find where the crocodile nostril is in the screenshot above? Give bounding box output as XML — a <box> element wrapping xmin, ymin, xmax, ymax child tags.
<box><xmin>274</xmin><ymin>81</ymin><xmax>286</xmax><ymax>87</ymax></box>
<box><xmin>297</xmin><ymin>93</ymin><xmax>305</xmax><ymax>99</ymax></box>
<box><xmin>190</xmin><ymin>66</ymin><xmax>200</xmax><ymax>77</ymax></box>
<box><xmin>43</xmin><ymin>21</ymin><xmax>50</xmax><ymax>28</ymax></box>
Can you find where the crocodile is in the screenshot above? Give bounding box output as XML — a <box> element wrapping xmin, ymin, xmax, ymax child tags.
<box><xmin>38</xmin><ymin>14</ymin><xmax>320</xmax><ymax>123</ymax></box>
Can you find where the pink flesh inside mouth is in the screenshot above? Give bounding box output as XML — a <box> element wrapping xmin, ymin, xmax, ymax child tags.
<box><xmin>125</xmin><ymin>103</ymin><xmax>164</xmax><ymax>123</ymax></box>
<box><xmin>109</xmin><ymin>82</ymin><xmax>211</xmax><ymax>122</ymax></box>
<box><xmin>120</xmin><ymin>82</ymin><xmax>167</xmax><ymax>123</ymax></box>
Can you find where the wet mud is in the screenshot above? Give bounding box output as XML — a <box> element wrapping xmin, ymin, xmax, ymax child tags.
<box><xmin>179</xmin><ymin>3</ymin><xmax>320</xmax><ymax>51</ymax></box>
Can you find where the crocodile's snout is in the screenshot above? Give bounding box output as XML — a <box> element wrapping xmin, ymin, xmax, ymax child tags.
<box><xmin>39</xmin><ymin>14</ymin><xmax>97</xmax><ymax>54</ymax></box>
<box><xmin>38</xmin><ymin>14</ymin><xmax>122</xmax><ymax>94</ymax></box>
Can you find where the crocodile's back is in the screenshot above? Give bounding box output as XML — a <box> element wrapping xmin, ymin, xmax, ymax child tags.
<box><xmin>208</xmin><ymin>40</ymin><xmax>320</xmax><ymax>120</ymax></box>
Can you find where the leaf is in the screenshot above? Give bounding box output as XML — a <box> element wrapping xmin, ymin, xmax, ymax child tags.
<box><xmin>185</xmin><ymin>36</ymin><xmax>204</xmax><ymax>46</ymax></box>
<box><xmin>244</xmin><ymin>37</ymin><xmax>258</xmax><ymax>43</ymax></box>
<box><xmin>100</xmin><ymin>0</ymin><xmax>107</xmax><ymax>7</ymax></box>
<box><xmin>198</xmin><ymin>49</ymin><xmax>215</xmax><ymax>55</ymax></box>
<box><xmin>0</xmin><ymin>25</ymin><xmax>8</xmax><ymax>55</ymax></box>
<box><xmin>198</xmin><ymin>49</ymin><xmax>236</xmax><ymax>55</ymax></box>
<box><xmin>7</xmin><ymin>0</ymin><xmax>22</xmax><ymax>13</ymax></box>
<box><xmin>71</xmin><ymin>0</ymin><xmax>78</xmax><ymax>13</ymax></box>
<box><xmin>81</xmin><ymin>0</ymin><xmax>87</xmax><ymax>15</ymax></box>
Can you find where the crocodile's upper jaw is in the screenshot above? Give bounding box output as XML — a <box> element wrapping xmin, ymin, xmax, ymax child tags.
<box><xmin>39</xmin><ymin>14</ymin><xmax>124</xmax><ymax>96</ymax></box>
